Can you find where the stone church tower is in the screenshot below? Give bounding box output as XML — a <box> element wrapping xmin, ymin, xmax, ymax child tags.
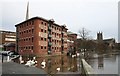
<box><xmin>97</xmin><ymin>32</ymin><xmax>103</xmax><ymax>41</ymax></box>
<box><xmin>97</xmin><ymin>32</ymin><xmax>104</xmax><ymax>52</ymax></box>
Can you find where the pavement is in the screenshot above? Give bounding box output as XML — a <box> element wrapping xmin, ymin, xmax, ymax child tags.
<box><xmin>0</xmin><ymin>55</ymin><xmax>2</xmax><ymax>76</ymax></box>
<box><xmin>1</xmin><ymin>61</ymin><xmax>47</xmax><ymax>76</ymax></box>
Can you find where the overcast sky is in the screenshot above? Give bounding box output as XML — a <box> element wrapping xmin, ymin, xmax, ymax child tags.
<box><xmin>1</xmin><ymin>0</ymin><xmax>120</xmax><ymax>42</ymax></box>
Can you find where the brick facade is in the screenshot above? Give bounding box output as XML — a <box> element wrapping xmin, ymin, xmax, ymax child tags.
<box><xmin>67</xmin><ymin>33</ymin><xmax>77</xmax><ymax>55</ymax></box>
<box><xmin>15</xmin><ymin>17</ymin><xmax>68</xmax><ymax>56</ymax></box>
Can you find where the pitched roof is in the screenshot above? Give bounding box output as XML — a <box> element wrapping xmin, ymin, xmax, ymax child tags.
<box><xmin>103</xmin><ymin>38</ymin><xmax>115</xmax><ymax>42</ymax></box>
<box><xmin>67</xmin><ymin>31</ymin><xmax>77</xmax><ymax>35</ymax></box>
<box><xmin>15</xmin><ymin>16</ymin><xmax>68</xmax><ymax>30</ymax></box>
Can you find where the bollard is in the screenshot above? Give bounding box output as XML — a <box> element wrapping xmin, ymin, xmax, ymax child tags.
<box><xmin>7</xmin><ymin>56</ymin><xmax>10</xmax><ymax>62</ymax></box>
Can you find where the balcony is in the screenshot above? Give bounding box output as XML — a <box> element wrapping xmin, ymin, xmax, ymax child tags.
<box><xmin>48</xmin><ymin>42</ymin><xmax>52</xmax><ymax>46</ymax></box>
<box><xmin>48</xmin><ymin>34</ymin><xmax>52</xmax><ymax>38</ymax></box>
<box><xmin>48</xmin><ymin>26</ymin><xmax>52</xmax><ymax>30</ymax></box>
<box><xmin>61</xmin><ymin>38</ymin><xmax>64</xmax><ymax>40</ymax></box>
<box><xmin>48</xmin><ymin>50</ymin><xmax>51</xmax><ymax>54</ymax></box>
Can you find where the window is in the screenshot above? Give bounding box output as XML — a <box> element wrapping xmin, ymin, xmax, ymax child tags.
<box><xmin>59</xmin><ymin>28</ymin><xmax>61</xmax><ymax>31</ymax></box>
<box><xmin>32</xmin><ymin>29</ymin><xmax>34</xmax><ymax>34</ymax></box>
<box><xmin>41</xmin><ymin>38</ymin><xmax>43</xmax><ymax>40</ymax></box>
<box><xmin>55</xmin><ymin>33</ymin><xmax>56</xmax><ymax>37</ymax></box>
<box><xmin>26</xmin><ymin>38</ymin><xmax>28</xmax><ymax>41</ymax></box>
<box><xmin>44</xmin><ymin>38</ymin><xmax>46</xmax><ymax>41</ymax></box>
<box><xmin>44</xmin><ymin>46</ymin><xmax>46</xmax><ymax>49</ymax></box>
<box><xmin>26</xmin><ymin>47</ymin><xmax>28</xmax><ymax>50</ymax></box>
<box><xmin>41</xmin><ymin>29</ymin><xmax>43</xmax><ymax>32</ymax></box>
<box><xmin>27</xmin><ymin>30</ymin><xmax>28</xmax><ymax>33</ymax></box>
<box><xmin>52</xmin><ymin>26</ymin><xmax>54</xmax><ymax>28</ymax></box>
<box><xmin>55</xmin><ymin>27</ymin><xmax>56</xmax><ymax>30</ymax></box>
<box><xmin>29</xmin><ymin>30</ymin><xmax>31</xmax><ymax>32</ymax></box>
<box><xmin>55</xmin><ymin>40</ymin><xmax>56</xmax><ymax>44</ymax></box>
<box><xmin>45</xmin><ymin>23</ymin><xmax>46</xmax><ymax>25</ymax></box>
<box><xmin>29</xmin><ymin>22</ymin><xmax>31</xmax><ymax>25</ymax></box>
<box><xmin>31</xmin><ymin>46</ymin><xmax>33</xmax><ymax>50</ymax></box>
<box><xmin>41</xmin><ymin>46</ymin><xmax>43</xmax><ymax>49</ymax></box>
<box><xmin>45</xmin><ymin>30</ymin><xmax>46</xmax><ymax>33</ymax></box>
<box><xmin>41</xmin><ymin>22</ymin><xmax>43</xmax><ymax>24</ymax></box>
<box><xmin>32</xmin><ymin>21</ymin><xmax>34</xmax><ymax>25</ymax></box>
<box><xmin>29</xmin><ymin>38</ymin><xmax>30</xmax><ymax>41</ymax></box>
<box><xmin>32</xmin><ymin>37</ymin><xmax>33</xmax><ymax>42</ymax></box>
<box><xmin>27</xmin><ymin>23</ymin><xmax>28</xmax><ymax>26</ymax></box>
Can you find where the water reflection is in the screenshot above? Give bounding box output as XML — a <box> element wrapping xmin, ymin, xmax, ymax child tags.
<box><xmin>98</xmin><ymin>55</ymin><xmax>104</xmax><ymax>69</ymax></box>
<box><xmin>13</xmin><ymin>52</ymin><xmax>119</xmax><ymax>74</ymax></box>
<box><xmin>14</xmin><ymin>56</ymin><xmax>80</xmax><ymax>75</ymax></box>
<box><xmin>88</xmin><ymin>53</ymin><xmax>119</xmax><ymax>74</ymax></box>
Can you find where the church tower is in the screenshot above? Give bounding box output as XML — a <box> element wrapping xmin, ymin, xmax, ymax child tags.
<box><xmin>97</xmin><ymin>31</ymin><xmax>103</xmax><ymax>41</ymax></box>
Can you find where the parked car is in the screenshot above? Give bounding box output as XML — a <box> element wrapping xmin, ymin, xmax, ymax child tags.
<box><xmin>0</xmin><ymin>51</ymin><xmax>19</xmax><ymax>56</ymax></box>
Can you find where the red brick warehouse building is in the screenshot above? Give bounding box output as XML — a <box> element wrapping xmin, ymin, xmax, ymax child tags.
<box><xmin>15</xmin><ymin>17</ymin><xmax>68</xmax><ymax>56</ymax></box>
<box><xmin>67</xmin><ymin>32</ymin><xmax>77</xmax><ymax>55</ymax></box>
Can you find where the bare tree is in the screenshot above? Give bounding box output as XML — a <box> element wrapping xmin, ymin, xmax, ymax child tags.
<box><xmin>78</xmin><ymin>27</ymin><xmax>92</xmax><ymax>58</ymax></box>
<box><xmin>78</xmin><ymin>27</ymin><xmax>91</xmax><ymax>40</ymax></box>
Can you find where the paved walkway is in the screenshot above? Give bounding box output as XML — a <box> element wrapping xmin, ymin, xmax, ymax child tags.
<box><xmin>2</xmin><ymin>61</ymin><xmax>47</xmax><ymax>75</ymax></box>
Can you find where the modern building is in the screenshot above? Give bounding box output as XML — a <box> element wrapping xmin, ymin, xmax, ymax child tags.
<box><xmin>0</xmin><ymin>30</ymin><xmax>16</xmax><ymax>50</ymax></box>
<box><xmin>15</xmin><ymin>17</ymin><xmax>68</xmax><ymax>56</ymax></box>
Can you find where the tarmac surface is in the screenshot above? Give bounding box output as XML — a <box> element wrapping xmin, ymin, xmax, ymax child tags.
<box><xmin>1</xmin><ymin>61</ymin><xmax>47</xmax><ymax>76</ymax></box>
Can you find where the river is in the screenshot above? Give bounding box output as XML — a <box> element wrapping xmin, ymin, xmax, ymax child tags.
<box><xmin>87</xmin><ymin>53</ymin><xmax>120</xmax><ymax>74</ymax></box>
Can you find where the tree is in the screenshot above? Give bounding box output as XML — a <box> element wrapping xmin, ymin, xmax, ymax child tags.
<box><xmin>78</xmin><ymin>27</ymin><xmax>91</xmax><ymax>50</ymax></box>
<box><xmin>78</xmin><ymin>27</ymin><xmax>91</xmax><ymax>40</ymax></box>
<box><xmin>78</xmin><ymin>27</ymin><xmax>93</xmax><ymax>58</ymax></box>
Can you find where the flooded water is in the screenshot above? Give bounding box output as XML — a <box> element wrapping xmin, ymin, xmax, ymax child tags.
<box><xmin>13</xmin><ymin>52</ymin><xmax>120</xmax><ymax>75</ymax></box>
<box><xmin>14</xmin><ymin>55</ymin><xmax>81</xmax><ymax>75</ymax></box>
<box><xmin>86</xmin><ymin>53</ymin><xmax>119</xmax><ymax>74</ymax></box>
